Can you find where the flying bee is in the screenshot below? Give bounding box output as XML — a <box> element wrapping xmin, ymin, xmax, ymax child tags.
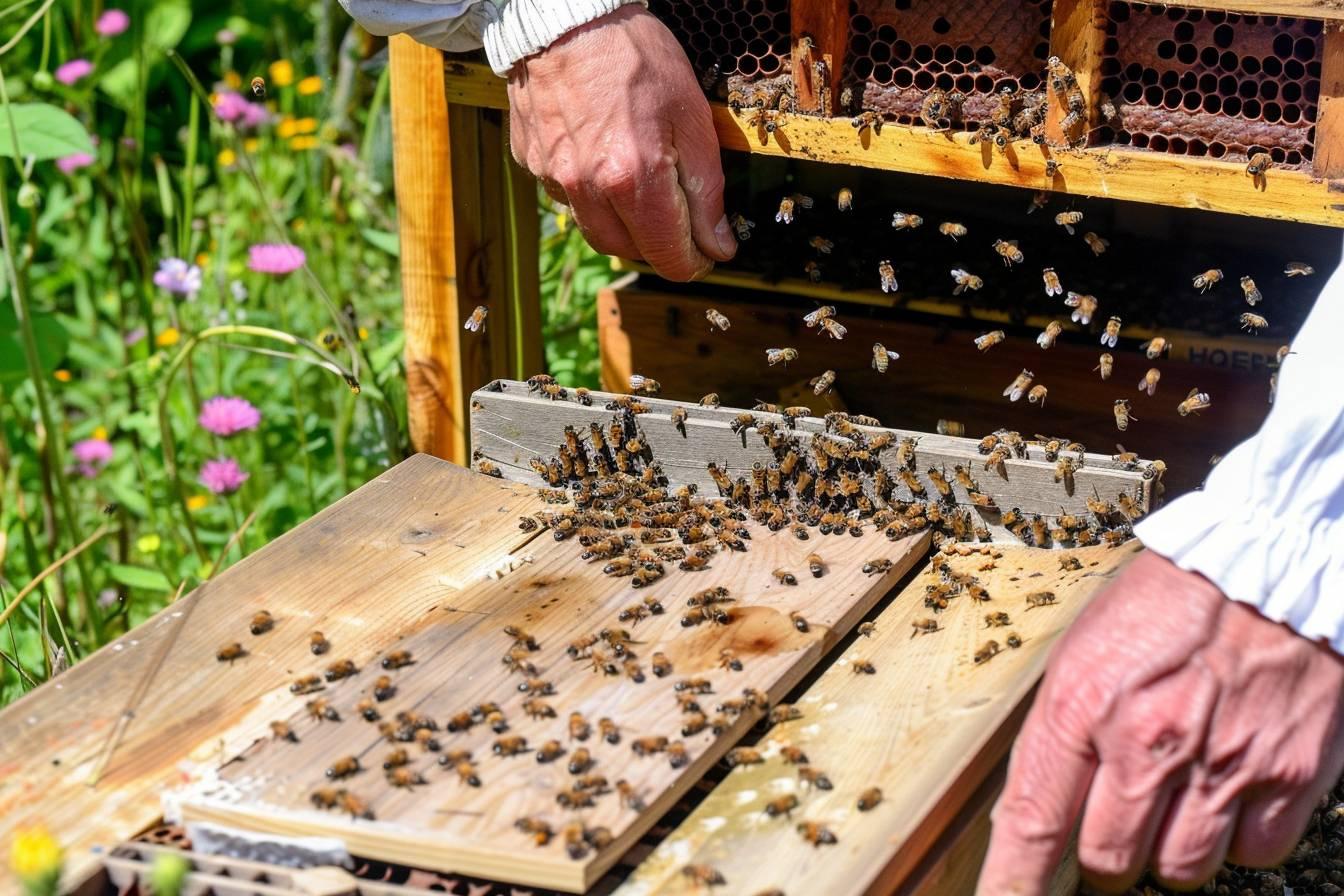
<box><xmin>1095</xmin><ymin>352</ymin><xmax>1113</xmax><ymax>380</ymax></box>
<box><xmin>852</xmin><ymin>109</ymin><xmax>884</xmax><ymax>135</ymax></box>
<box><xmin>798</xmin><ymin>821</ymin><xmax>838</xmax><ymax>846</ymax></box>
<box><xmin>1285</xmin><ymin>261</ymin><xmax>1315</xmax><ymax>277</ymax></box>
<box><xmin>464</xmin><ymin>305</ymin><xmax>488</xmax><ymax>333</ymax></box>
<box><xmin>217</xmin><ymin>642</ymin><xmax>247</xmax><ymax>664</ymax></box>
<box><xmin>939</xmin><ymin>221</ymin><xmax>967</xmax><ymax>241</ymax></box>
<box><xmin>1247</xmin><ymin>151</ymin><xmax>1272</xmax><ymax>176</ymax></box>
<box><xmin>1065</xmin><ymin>292</ymin><xmax>1098</xmax><ymax>325</ymax></box>
<box><xmin>1042</xmin><ymin>268</ymin><xmax>1062</xmax><ymax>297</ymax></box>
<box><xmin>1096</xmin><ymin>316</ymin><xmax>1123</xmax><ymax>349</ymax></box>
<box><xmin>808</xmin><ymin>235</ymin><xmax>834</xmax><ymax>255</ymax></box>
<box><xmin>682</xmin><ymin>865</ymin><xmax>726</xmax><ymax>887</ymax></box>
<box><xmin>1193</xmin><ymin>269</ymin><xmax>1224</xmax><ymax>292</ymax></box>
<box><xmin>776</xmin><ymin>195</ymin><xmax>796</xmax><ymax>224</ymax></box>
<box><xmin>629</xmin><ymin>374</ymin><xmax>661</xmax><ymax>395</ymax></box>
<box><xmin>1232</xmin><ymin>275</ymin><xmax>1265</xmax><ymax>307</ymax></box>
<box><xmin>878</xmin><ymin>259</ymin><xmax>899</xmax><ymax>293</ymax></box>
<box><xmin>250</xmin><ymin>76</ymin><xmax>267</xmax><ymax>98</ymax></box>
<box><xmin>871</xmin><ymin>342</ymin><xmax>899</xmax><ymax>372</ymax></box>
<box><xmin>1177</xmin><ymin>387</ymin><xmax>1212</xmax><ymax>416</ymax></box>
<box><xmin>973</xmin><ymin>641</ymin><xmax>1001</xmax><ymax>665</ymax></box>
<box><xmin>1036</xmin><ymin>320</ymin><xmax>1063</xmax><ymax>350</ymax></box>
<box><xmin>705</xmin><ymin>308</ymin><xmax>731</xmax><ymax>332</ymax></box>
<box><xmin>1002</xmin><ymin>369</ymin><xmax>1034</xmax><ymax>403</ymax></box>
<box><xmin>891</xmin><ymin>211</ymin><xmax>924</xmax><ymax>230</ymax></box>
<box><xmin>730</xmin><ymin>213</ymin><xmax>755</xmax><ymax>241</ymax></box>
<box><xmin>1113</xmin><ymin>399</ymin><xmax>1136</xmax><ymax>431</ymax></box>
<box><xmin>804</xmin><ymin>260</ymin><xmax>822</xmax><ymax>282</ymax></box>
<box><xmin>1137</xmin><ymin>336</ymin><xmax>1169</xmax><ymax>360</ymax></box>
<box><xmin>765</xmin><ymin>346</ymin><xmax>799</xmax><ymax>366</ymax></box>
<box><xmin>1054</xmin><ymin>210</ymin><xmax>1083</xmax><ymax>235</ymax></box>
<box><xmin>1083</xmin><ymin>232</ymin><xmax>1109</xmax><ymax>256</ymax></box>
<box><xmin>1025</xmin><ymin>590</ymin><xmax>1057</xmax><ymax>610</ymax></box>
<box><xmin>993</xmin><ymin>239</ymin><xmax>1023</xmax><ymax>267</ymax></box>
<box><xmin>1028</xmin><ymin>384</ymin><xmax>1048</xmax><ymax>406</ymax></box>
<box><xmin>1240</xmin><ymin>312</ymin><xmax>1269</xmax><ymax>332</ymax></box>
<box><xmin>809</xmin><ymin>370</ymin><xmax>836</xmax><ymax>395</ymax></box>
<box><xmin>1117</xmin><ymin>490</ymin><xmax>1144</xmax><ymax>521</ymax></box>
<box><xmin>325</xmin><ymin>756</ymin><xmax>360</xmax><ymax>779</ymax></box>
<box><xmin>819</xmin><ymin>317</ymin><xmax>847</xmax><ymax>340</ymax></box>
<box><xmin>249</xmin><ymin>610</ymin><xmax>274</xmax><ymax>635</ymax></box>
<box><xmin>973</xmin><ymin>329</ymin><xmax>1004</xmax><ymax>352</ymax></box>
<box><xmin>1137</xmin><ymin>367</ymin><xmax>1161</xmax><ymax>397</ymax></box>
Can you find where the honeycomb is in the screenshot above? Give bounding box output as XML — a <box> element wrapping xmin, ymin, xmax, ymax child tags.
<box><xmin>648</xmin><ymin>0</ymin><xmax>792</xmax><ymax>97</ymax></box>
<box><xmin>842</xmin><ymin>0</ymin><xmax>1054</xmax><ymax>125</ymax></box>
<box><xmin>1099</xmin><ymin>3</ymin><xmax>1322</xmax><ymax>165</ymax></box>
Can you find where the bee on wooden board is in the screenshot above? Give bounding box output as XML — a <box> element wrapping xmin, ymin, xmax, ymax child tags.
<box><xmin>725</xmin><ymin>746</ymin><xmax>764</xmax><ymax>767</ymax></box>
<box><xmin>308</xmin><ymin>631</ymin><xmax>330</xmax><ymax>655</ymax></box>
<box><xmin>858</xmin><ymin>621</ymin><xmax>877</xmax><ymax>638</ymax></box>
<box><xmin>798</xmin><ymin>766</ymin><xmax>833</xmax><ymax>790</ymax></box>
<box><xmin>798</xmin><ymin>821</ymin><xmax>838</xmax><ymax>846</ymax></box>
<box><xmin>217</xmin><ymin>642</ymin><xmax>246</xmax><ymax>664</ymax></box>
<box><xmin>878</xmin><ymin>258</ymin><xmax>899</xmax><ymax>293</ymax></box>
<box><xmin>249</xmin><ymin>610</ymin><xmax>274</xmax><ymax>635</ymax></box>
<box><xmin>852</xmin><ymin>110</ymin><xmax>883</xmax><ymax>135</ymax></box>
<box><xmin>1193</xmin><ymin>268</ymin><xmax>1224</xmax><ymax>293</ymax></box>
<box><xmin>1042</xmin><ymin>267</ymin><xmax>1062</xmax><ymax>297</ymax></box>
<box><xmin>371</xmin><ymin>674</ymin><xmax>395</xmax><ymax>702</ymax></box>
<box><xmin>1037</xmin><ymin>320</ymin><xmax>1063</xmax><ymax>350</ymax></box>
<box><xmin>683</xmin><ymin>865</ymin><xmax>726</xmax><ymax>887</ymax></box>
<box><xmin>310</xmin><ymin>787</ymin><xmax>340</xmax><ymax>810</ymax></box>
<box><xmin>568</xmin><ymin>747</ymin><xmax>594</xmax><ymax>775</ymax></box>
<box><xmin>1026</xmin><ymin>590</ymin><xmax>1058</xmax><ymax>610</ymax></box>
<box><xmin>1178</xmin><ymin>388</ymin><xmax>1212</xmax><ymax>416</ymax></box>
<box><xmin>326</xmin><ymin>756</ymin><xmax>360</xmax><ymax>779</ymax></box>
<box><xmin>871</xmin><ymin>342</ymin><xmax>899</xmax><ymax>372</ymax></box>
<box><xmin>464</xmin><ymin>305</ymin><xmax>488</xmax><ymax>333</ymax></box>
<box><xmin>515</xmin><ymin>815</ymin><xmax>554</xmax><ymax>845</ymax></box>
<box><xmin>766</xmin><ymin>794</ymin><xmax>800</xmax><ymax>818</ymax></box>
<box><xmin>494</xmin><ymin>735</ymin><xmax>529</xmax><ymax>757</ymax></box>
<box><xmin>911</xmin><ymin>618</ymin><xmax>940</xmax><ymax>638</ymax></box>
<box><xmin>993</xmin><ymin>239</ymin><xmax>1023</xmax><ymax>267</ymax></box>
<box><xmin>651</xmin><ymin>652</ymin><xmax>672</xmax><ymax>678</ymax></box>
<box><xmin>1083</xmin><ymin>232</ymin><xmax>1110</xmax><ymax>256</ymax></box>
<box><xmin>772</xmin><ymin>568</ymin><xmax>798</xmax><ymax>586</ymax></box>
<box><xmin>667</xmin><ymin>741</ymin><xmax>690</xmax><ymax>768</ymax></box>
<box><xmin>858</xmin><ymin>787</ymin><xmax>883</xmax><ymax>811</ymax></box>
<box><xmin>1055</xmin><ymin>210</ymin><xmax>1083</xmax><ymax>235</ymax></box>
<box><xmin>1138</xmin><ymin>367</ymin><xmax>1161</xmax><ymax>397</ymax></box>
<box><xmin>556</xmin><ymin>787</ymin><xmax>595</xmax><ymax>809</ymax></box>
<box><xmin>1247</xmin><ymin>151</ymin><xmax>1272</xmax><ymax>176</ymax></box>
<box><xmin>852</xmin><ymin>659</ymin><xmax>877</xmax><ymax>674</ymax></box>
<box><xmin>1240</xmin><ymin>312</ymin><xmax>1269</xmax><ymax>333</ymax></box>
<box><xmin>1003</xmin><ymin>369</ymin><xmax>1034</xmax><ymax>402</ymax></box>
<box><xmin>1285</xmin><ymin>261</ymin><xmax>1315</xmax><ymax>277</ymax></box>
<box><xmin>632</xmin><ymin>736</ymin><xmax>669</xmax><ymax>757</ymax></box>
<box><xmin>891</xmin><ymin>211</ymin><xmax>924</xmax><ymax>230</ymax></box>
<box><xmin>986</xmin><ymin>611</ymin><xmax>1012</xmax><ymax>628</ymax></box>
<box><xmin>536</xmin><ymin>739</ymin><xmax>566</xmax><ymax>764</ymax></box>
<box><xmin>974</xmin><ymin>641</ymin><xmax>1001</xmax><ymax>665</ymax></box>
<box><xmin>939</xmin><ymin>221</ymin><xmax>967</xmax><ymax>241</ymax></box>
<box><xmin>771</xmin><ymin>704</ymin><xmax>803</xmax><ymax>725</ymax></box>
<box><xmin>1065</xmin><ymin>292</ymin><xmax>1098</xmax><ymax>325</ymax></box>
<box><xmin>270</xmin><ymin>720</ymin><xmax>298</xmax><ymax>742</ymax></box>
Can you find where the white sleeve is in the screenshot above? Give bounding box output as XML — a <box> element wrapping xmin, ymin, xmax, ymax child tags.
<box><xmin>1135</xmin><ymin>242</ymin><xmax>1344</xmax><ymax>653</ymax></box>
<box><xmin>338</xmin><ymin>0</ymin><xmax>648</xmax><ymax>76</ymax></box>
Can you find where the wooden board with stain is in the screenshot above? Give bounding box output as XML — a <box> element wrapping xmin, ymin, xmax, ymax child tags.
<box><xmin>178</xmin><ymin>514</ymin><xmax>930</xmax><ymax>891</ymax></box>
<box><xmin>612</xmin><ymin>541</ymin><xmax>1140</xmax><ymax>896</ymax></box>
<box><xmin>0</xmin><ymin>455</ymin><xmax>545</xmax><ymax>890</ymax></box>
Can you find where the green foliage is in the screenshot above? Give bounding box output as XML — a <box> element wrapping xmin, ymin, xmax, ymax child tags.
<box><xmin>539</xmin><ymin>196</ymin><xmax>608</xmax><ymax>388</ymax></box>
<box><xmin>0</xmin><ymin>104</ymin><xmax>95</xmax><ymax>159</ymax></box>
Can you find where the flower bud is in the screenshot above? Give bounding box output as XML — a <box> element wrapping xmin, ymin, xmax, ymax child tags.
<box><xmin>16</xmin><ymin>182</ymin><xmax>39</xmax><ymax>209</ymax></box>
<box><xmin>31</xmin><ymin>70</ymin><xmax>53</xmax><ymax>91</ymax></box>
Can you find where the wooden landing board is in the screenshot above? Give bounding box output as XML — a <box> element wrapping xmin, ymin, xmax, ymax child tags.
<box><xmin>612</xmin><ymin>541</ymin><xmax>1140</xmax><ymax>896</ymax></box>
<box><xmin>0</xmin><ymin>456</ymin><xmax>544</xmax><ymax>890</ymax></box>
<box><xmin>469</xmin><ymin>379</ymin><xmax>1154</xmax><ymax>524</ymax></box>
<box><xmin>178</xmin><ymin>516</ymin><xmax>929</xmax><ymax>893</ymax></box>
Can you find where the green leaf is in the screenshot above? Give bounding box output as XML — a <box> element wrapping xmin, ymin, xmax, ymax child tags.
<box><xmin>0</xmin><ymin>304</ymin><xmax>69</xmax><ymax>385</ymax></box>
<box><xmin>107</xmin><ymin>563</ymin><xmax>173</xmax><ymax>593</ymax></box>
<box><xmin>0</xmin><ymin>103</ymin><xmax>94</xmax><ymax>161</ymax></box>
<box><xmin>360</xmin><ymin>228</ymin><xmax>400</xmax><ymax>257</ymax></box>
<box><xmin>145</xmin><ymin>0</ymin><xmax>192</xmax><ymax>50</ymax></box>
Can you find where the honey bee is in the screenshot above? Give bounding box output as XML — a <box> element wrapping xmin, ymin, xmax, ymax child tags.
<box><xmin>872</xmin><ymin>258</ymin><xmax>900</xmax><ymax>295</ymax></box>
<box><xmin>382</xmin><ymin>747</ymin><xmax>411</xmax><ymax>770</ymax></box>
<box><xmin>632</xmin><ymin>736</ymin><xmax>669</xmax><ymax>757</ymax></box>
<box><xmin>805</xmin><ymin>234</ymin><xmax>835</xmax><ymax>256</ymax></box>
<box><xmin>851</xmin><ymin>109</ymin><xmax>884</xmax><ymax>135</ymax></box>
<box><xmin>566</xmin><ymin>747</ymin><xmax>594</xmax><ymax>775</ymax></box>
<box><xmin>515</xmin><ymin>815</ymin><xmax>554</xmax><ymax>845</ymax></box>
<box><xmin>217</xmin><ymin>642</ymin><xmax>247</xmax><ymax>664</ymax></box>
<box><xmin>1137</xmin><ymin>367</ymin><xmax>1161</xmax><ymax>397</ymax></box>
<box><xmin>852</xmin><ymin>659</ymin><xmax>877</xmax><ymax>674</ymax></box>
<box><xmin>765</xmin><ymin>794</ymin><xmax>800</xmax><ymax>818</ymax></box>
<box><xmin>1246</xmin><ymin>151</ymin><xmax>1272</xmax><ymax>176</ymax></box>
<box><xmin>248</xmin><ymin>75</ymin><xmax>267</xmax><ymax>98</ymax></box>
<box><xmin>1055</xmin><ymin>211</ymin><xmax>1084</xmax><ymax>236</ymax></box>
<box><xmin>270</xmin><ymin>720</ymin><xmax>298</xmax><ymax>742</ymax></box>
<box><xmin>728</xmin><ymin>213</ymin><xmax>756</xmax><ymax>243</ymax></box>
<box><xmin>858</xmin><ymin>621</ymin><xmax>877</xmax><ymax>638</ymax></box>
<box><xmin>818</xmin><ymin>317</ymin><xmax>847</xmax><ymax>340</ymax></box>
<box><xmin>920</xmin><ymin>87</ymin><xmax>951</xmax><ymax>128</ymax></box>
<box><xmin>851</xmin><ymin>787</ymin><xmax>883</xmax><ymax>813</ymax></box>
<box><xmin>609</xmin><ymin>779</ymin><xmax>644</xmax><ymax>813</ymax></box>
<box><xmin>939</xmin><ymin>221</ymin><xmax>967</xmax><ymax>241</ymax></box>
<box><xmin>863</xmin><ymin>341</ymin><xmax>900</xmax><ymax>375</ymax></box>
<box><xmin>556</xmin><ymin>786</ymin><xmax>595</xmax><ymax>809</ymax></box>
<box><xmin>1285</xmin><ymin>261</ymin><xmax>1315</xmax><ymax>277</ymax></box>
<box><xmin>725</xmin><ymin>747</ymin><xmax>764</xmax><ymax>767</ymax></box>
<box><xmin>464</xmin><ymin>305</ymin><xmax>488</xmax><ymax>332</ymax></box>
<box><xmin>310</xmin><ymin>787</ymin><xmax>340</xmax><ymax>809</ymax></box>
<box><xmin>809</xmin><ymin>370</ymin><xmax>836</xmax><ymax>396</ymax></box>
<box><xmin>993</xmin><ymin>239</ymin><xmax>1023</xmax><ymax>267</ymax></box>
<box><xmin>1003</xmin><ymin>369</ymin><xmax>1034</xmax><ymax>403</ymax></box>
<box><xmin>308</xmin><ymin>631</ymin><xmax>330</xmax><ymax>655</ymax></box>
<box><xmin>973</xmin><ymin>328</ymin><xmax>1004</xmax><ymax>351</ymax></box>
<box><xmin>1036</xmin><ymin>321</ymin><xmax>1063</xmax><ymax>350</ymax></box>
<box><xmin>804</xmin><ymin>260</ymin><xmax>823</xmax><ymax>282</ymax></box>
<box><xmin>776</xmin><ymin>196</ymin><xmax>797</xmax><ymax>224</ymax></box>
<box><xmin>1239</xmin><ymin>276</ymin><xmax>1263</xmax><ymax>306</ymax></box>
<box><xmin>339</xmin><ymin>791</ymin><xmax>374</xmax><ymax>821</ymax></box>
<box><xmin>682</xmin><ymin>865</ymin><xmax>726</xmax><ymax>886</ymax></box>
<box><xmin>249</xmin><ymin>610</ymin><xmax>274</xmax><ymax>635</ymax></box>
<box><xmin>769</xmin><ymin>568</ymin><xmax>797</xmax><ymax>586</ymax></box>
<box><xmin>1083</xmin><ymin>232</ymin><xmax>1110</xmax><ymax>256</ymax></box>
<box><xmin>973</xmin><ymin>641</ymin><xmax>1001</xmax><ymax>665</ymax></box>
<box><xmin>910</xmin><ymin>618</ymin><xmax>940</xmax><ymax>638</ymax></box>
<box><xmin>1177</xmin><ymin>387</ymin><xmax>1212</xmax><ymax>416</ymax></box>
<box><xmin>891</xmin><ymin>211</ymin><xmax>923</xmax><ymax>230</ymax></box>
<box><xmin>682</xmin><ymin>712</ymin><xmax>710</xmax><ymax>736</ymax></box>
<box><xmin>651</xmin><ymin>652</ymin><xmax>672</xmax><ymax>678</ymax></box>
<box><xmin>628</xmin><ymin>374</ymin><xmax>661</xmax><ymax>395</ymax></box>
<box><xmin>1042</xmin><ymin>267</ymin><xmax>1062</xmax><ymax>297</ymax></box>
<box><xmin>365</xmin><ymin>674</ymin><xmax>393</xmax><ymax>702</ymax></box>
<box><xmin>1025</xmin><ymin>590</ymin><xmax>1057</xmax><ymax>610</ymax></box>
<box><xmin>798</xmin><ymin>766</ymin><xmax>833</xmax><ymax>790</ymax></box>
<box><xmin>1239</xmin><ymin>312</ymin><xmax>1269</xmax><ymax>332</ymax></box>
<box><xmin>493</xmin><ymin>735</ymin><xmax>529</xmax><ymax>757</ymax></box>
<box><xmin>1065</xmin><ymin>292</ymin><xmax>1098</xmax><ymax>325</ymax></box>
<box><xmin>1193</xmin><ymin>269</ymin><xmax>1224</xmax><ymax>293</ymax></box>
<box><xmin>1100</xmin><ymin>316</ymin><xmax>1122</xmax><ymax>348</ymax></box>
<box><xmin>667</xmin><ymin>741</ymin><xmax>690</xmax><ymax>768</ymax></box>
<box><xmin>1094</xmin><ymin>352</ymin><xmax>1114</xmax><ymax>381</ymax></box>
<box><xmin>326</xmin><ymin>755</ymin><xmax>360</xmax><ymax>779</ymax></box>
<box><xmin>765</xmin><ymin>347</ymin><xmax>799</xmax><ymax>367</ymax></box>
<box><xmin>535</xmin><ymin>739</ymin><xmax>566</xmax><ymax>764</ymax></box>
<box><xmin>631</xmin><ymin>564</ymin><xmax>666</xmax><ymax>588</ymax></box>
<box><xmin>797</xmin><ymin>821</ymin><xmax>838</xmax><ymax>846</ymax></box>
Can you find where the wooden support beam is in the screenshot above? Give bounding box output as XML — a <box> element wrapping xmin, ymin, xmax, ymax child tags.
<box><xmin>1315</xmin><ymin>23</ymin><xmax>1344</xmax><ymax>178</ymax></box>
<box><xmin>1045</xmin><ymin>0</ymin><xmax>1110</xmax><ymax>147</ymax></box>
<box><xmin>1150</xmin><ymin>0</ymin><xmax>1344</xmax><ymax>18</ymax></box>
<box><xmin>791</xmin><ymin>0</ymin><xmax>849</xmax><ymax>115</ymax></box>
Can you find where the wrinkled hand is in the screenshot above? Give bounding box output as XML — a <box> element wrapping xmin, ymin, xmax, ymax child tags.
<box><xmin>506</xmin><ymin>6</ymin><xmax>735</xmax><ymax>281</ymax></box>
<box><xmin>978</xmin><ymin>551</ymin><xmax>1344</xmax><ymax>894</ymax></box>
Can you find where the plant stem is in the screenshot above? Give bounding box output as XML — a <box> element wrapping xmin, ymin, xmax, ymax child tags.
<box><xmin>0</xmin><ymin>524</ymin><xmax>110</xmax><ymax>631</ymax></box>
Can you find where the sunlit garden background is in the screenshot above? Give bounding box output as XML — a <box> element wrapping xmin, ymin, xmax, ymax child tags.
<box><xmin>0</xmin><ymin>0</ymin><xmax>608</xmax><ymax>707</ymax></box>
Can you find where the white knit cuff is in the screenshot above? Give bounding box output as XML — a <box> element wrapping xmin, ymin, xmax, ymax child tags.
<box><xmin>483</xmin><ymin>0</ymin><xmax>648</xmax><ymax>76</ymax></box>
<box><xmin>1136</xmin><ymin>491</ymin><xmax>1344</xmax><ymax>654</ymax></box>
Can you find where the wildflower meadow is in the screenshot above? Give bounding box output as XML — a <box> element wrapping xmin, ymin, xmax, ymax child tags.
<box><xmin>0</xmin><ymin>0</ymin><xmax>609</xmax><ymax>714</ymax></box>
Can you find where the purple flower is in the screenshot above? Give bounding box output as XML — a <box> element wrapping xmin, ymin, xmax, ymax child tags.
<box><xmin>247</xmin><ymin>243</ymin><xmax>306</xmax><ymax>275</ymax></box>
<box><xmin>56</xmin><ymin>152</ymin><xmax>95</xmax><ymax>175</ymax></box>
<box><xmin>199</xmin><ymin>457</ymin><xmax>249</xmax><ymax>495</ymax></box>
<box><xmin>71</xmin><ymin>437</ymin><xmax>113</xmax><ymax>478</ymax></box>
<box><xmin>153</xmin><ymin>257</ymin><xmax>202</xmax><ymax>298</ymax></box>
<box><xmin>95</xmin><ymin>9</ymin><xmax>130</xmax><ymax>36</ymax></box>
<box><xmin>198</xmin><ymin>396</ymin><xmax>261</xmax><ymax>437</ymax></box>
<box><xmin>123</xmin><ymin>327</ymin><xmax>146</xmax><ymax>346</ymax></box>
<box><xmin>212</xmin><ymin>90</ymin><xmax>270</xmax><ymax>129</ymax></box>
<box><xmin>215</xmin><ymin>28</ymin><xmax>237</xmax><ymax>45</ymax></box>
<box><xmin>97</xmin><ymin>588</ymin><xmax>121</xmax><ymax>609</ymax></box>
<box><xmin>55</xmin><ymin>59</ymin><xmax>93</xmax><ymax>86</ymax></box>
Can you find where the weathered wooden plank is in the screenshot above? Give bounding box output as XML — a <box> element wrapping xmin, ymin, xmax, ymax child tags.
<box><xmin>0</xmin><ymin>456</ymin><xmax>544</xmax><ymax>890</ymax></box>
<box><xmin>177</xmin><ymin>521</ymin><xmax>930</xmax><ymax>892</ymax></box>
<box><xmin>469</xmin><ymin>379</ymin><xmax>1154</xmax><ymax>525</ymax></box>
<box><xmin>791</xmin><ymin>0</ymin><xmax>849</xmax><ymax>115</ymax></box>
<box><xmin>1151</xmin><ymin>0</ymin><xmax>1344</xmax><ymax>19</ymax></box>
<box><xmin>1314</xmin><ymin>23</ymin><xmax>1344</xmax><ymax>179</ymax></box>
<box><xmin>612</xmin><ymin>542</ymin><xmax>1139</xmax><ymax>896</ymax></box>
<box><xmin>1045</xmin><ymin>0</ymin><xmax>1109</xmax><ymax>147</ymax></box>
<box><xmin>437</xmin><ymin>60</ymin><xmax>1344</xmax><ymax>227</ymax></box>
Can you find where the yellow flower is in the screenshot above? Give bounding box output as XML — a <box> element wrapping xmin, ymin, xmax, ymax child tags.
<box><xmin>555</xmin><ymin>213</ymin><xmax>569</xmax><ymax>233</ymax></box>
<box><xmin>292</xmin><ymin>218</ymin><xmax>306</xmax><ymax>231</ymax></box>
<box><xmin>294</xmin><ymin>117</ymin><xmax>318</xmax><ymax>135</ymax></box>
<box><xmin>268</xmin><ymin>59</ymin><xmax>294</xmax><ymax>87</ymax></box>
<box><xmin>10</xmin><ymin>826</ymin><xmax>62</xmax><ymax>888</ymax></box>
<box><xmin>53</xmin><ymin>369</ymin><xmax>71</xmax><ymax>382</ymax></box>
<box><xmin>136</xmin><ymin>533</ymin><xmax>161</xmax><ymax>554</ymax></box>
<box><xmin>289</xmin><ymin>135</ymin><xmax>318</xmax><ymax>151</ymax></box>
<box><xmin>195</xmin><ymin>253</ymin><xmax>210</xmax><ymax>269</ymax></box>
<box><xmin>276</xmin><ymin>117</ymin><xmax>299</xmax><ymax>139</ymax></box>
<box><xmin>223</xmin><ymin>71</ymin><xmax>242</xmax><ymax>90</ymax></box>
<box><xmin>156</xmin><ymin>328</ymin><xmax>180</xmax><ymax>348</ymax></box>
<box><xmin>186</xmin><ymin>495</ymin><xmax>210</xmax><ymax>512</ymax></box>
<box><xmin>297</xmin><ymin>76</ymin><xmax>322</xmax><ymax>96</ymax></box>
<box><xmin>92</xmin><ymin>425</ymin><xmax>108</xmax><ymax>441</ymax></box>
<box><xmin>358</xmin><ymin>326</ymin><xmax>369</xmax><ymax>341</ymax></box>
<box><xmin>217</xmin><ymin>148</ymin><xmax>237</xmax><ymax>167</ymax></box>
<box><xmin>243</xmin><ymin>138</ymin><xmax>259</xmax><ymax>154</ymax></box>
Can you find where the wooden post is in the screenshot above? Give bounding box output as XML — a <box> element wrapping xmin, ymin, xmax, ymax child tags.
<box><xmin>1314</xmin><ymin>22</ymin><xmax>1344</xmax><ymax>178</ymax></box>
<box><xmin>1045</xmin><ymin>0</ymin><xmax>1109</xmax><ymax>147</ymax></box>
<box><xmin>791</xmin><ymin>0</ymin><xmax>849</xmax><ymax>115</ymax></box>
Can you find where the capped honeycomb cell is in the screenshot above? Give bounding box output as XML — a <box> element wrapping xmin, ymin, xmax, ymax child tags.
<box><xmin>648</xmin><ymin>0</ymin><xmax>791</xmax><ymax>99</ymax></box>
<box><xmin>841</xmin><ymin>0</ymin><xmax>1053</xmax><ymax>127</ymax></box>
<box><xmin>1100</xmin><ymin>2</ymin><xmax>1321</xmax><ymax>166</ymax></box>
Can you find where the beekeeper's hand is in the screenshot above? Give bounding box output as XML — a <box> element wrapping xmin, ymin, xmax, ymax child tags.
<box><xmin>977</xmin><ymin>550</ymin><xmax>1344</xmax><ymax>894</ymax></box>
<box><xmin>506</xmin><ymin>5</ymin><xmax>735</xmax><ymax>281</ymax></box>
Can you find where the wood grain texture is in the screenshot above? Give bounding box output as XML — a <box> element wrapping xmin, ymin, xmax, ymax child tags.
<box><xmin>0</xmin><ymin>456</ymin><xmax>543</xmax><ymax>890</ymax></box>
<box><xmin>1151</xmin><ymin>0</ymin><xmax>1344</xmax><ymax>18</ymax></box>
<box><xmin>792</xmin><ymin>0</ymin><xmax>849</xmax><ymax>114</ymax></box>
<box><xmin>436</xmin><ymin>60</ymin><xmax>1344</xmax><ymax>227</ymax></box>
<box><xmin>390</xmin><ymin>36</ymin><xmax>467</xmax><ymax>462</ymax></box>
<box><xmin>177</xmin><ymin>523</ymin><xmax>930</xmax><ymax>892</ymax></box>
<box><xmin>1045</xmin><ymin>0</ymin><xmax>1110</xmax><ymax>145</ymax></box>
<box><xmin>1314</xmin><ymin>23</ymin><xmax>1344</xmax><ymax>178</ymax></box>
<box><xmin>468</xmin><ymin>380</ymin><xmax>1154</xmax><ymax>525</ymax></box>
<box><xmin>612</xmin><ymin>542</ymin><xmax>1140</xmax><ymax>896</ymax></box>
